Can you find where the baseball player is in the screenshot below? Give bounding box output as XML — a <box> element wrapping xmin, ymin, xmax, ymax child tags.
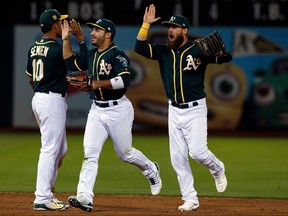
<box><xmin>134</xmin><ymin>4</ymin><xmax>231</xmax><ymax>212</ymax></box>
<box><xmin>61</xmin><ymin>18</ymin><xmax>162</xmax><ymax>211</ymax></box>
<box><xmin>26</xmin><ymin>9</ymin><xmax>87</xmax><ymax>211</ymax></box>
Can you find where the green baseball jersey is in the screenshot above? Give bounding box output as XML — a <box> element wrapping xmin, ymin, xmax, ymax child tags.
<box><xmin>65</xmin><ymin>43</ymin><xmax>131</xmax><ymax>101</ymax></box>
<box><xmin>135</xmin><ymin>40</ymin><xmax>232</xmax><ymax>104</ymax></box>
<box><xmin>26</xmin><ymin>38</ymin><xmax>68</xmax><ymax>94</ymax></box>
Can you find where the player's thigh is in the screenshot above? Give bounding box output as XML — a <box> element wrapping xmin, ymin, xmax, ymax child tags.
<box><xmin>108</xmin><ymin>103</ymin><xmax>134</xmax><ymax>153</ymax></box>
<box><xmin>83</xmin><ymin>109</ymin><xmax>108</xmax><ymax>156</ymax></box>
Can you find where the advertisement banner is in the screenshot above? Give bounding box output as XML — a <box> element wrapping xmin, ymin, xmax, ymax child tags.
<box><xmin>13</xmin><ymin>26</ymin><xmax>288</xmax><ymax>130</ymax></box>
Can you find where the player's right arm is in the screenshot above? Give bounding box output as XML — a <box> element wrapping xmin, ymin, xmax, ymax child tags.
<box><xmin>137</xmin><ymin>4</ymin><xmax>161</xmax><ymax>41</ymax></box>
<box><xmin>135</xmin><ymin>4</ymin><xmax>161</xmax><ymax>58</ymax></box>
<box><xmin>61</xmin><ymin>19</ymin><xmax>74</xmax><ymax>59</ymax></box>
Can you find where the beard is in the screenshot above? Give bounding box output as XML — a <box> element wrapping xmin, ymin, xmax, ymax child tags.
<box><xmin>92</xmin><ymin>36</ymin><xmax>105</xmax><ymax>47</ymax></box>
<box><xmin>167</xmin><ymin>34</ymin><xmax>184</xmax><ymax>49</ymax></box>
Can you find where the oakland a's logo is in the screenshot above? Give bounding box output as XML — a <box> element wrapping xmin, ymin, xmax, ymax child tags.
<box><xmin>170</xmin><ymin>16</ymin><xmax>176</xmax><ymax>22</ymax></box>
<box><xmin>99</xmin><ymin>60</ymin><xmax>112</xmax><ymax>75</ymax></box>
<box><xmin>183</xmin><ymin>55</ymin><xmax>201</xmax><ymax>71</ymax></box>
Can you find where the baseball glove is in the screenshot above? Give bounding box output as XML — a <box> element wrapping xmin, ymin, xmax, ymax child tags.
<box><xmin>194</xmin><ymin>30</ymin><xmax>227</xmax><ymax>57</ymax></box>
<box><xmin>66</xmin><ymin>71</ymin><xmax>93</xmax><ymax>92</ymax></box>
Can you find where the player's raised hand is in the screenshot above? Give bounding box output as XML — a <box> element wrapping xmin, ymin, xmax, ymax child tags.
<box><xmin>61</xmin><ymin>19</ymin><xmax>71</xmax><ymax>41</ymax></box>
<box><xmin>143</xmin><ymin>4</ymin><xmax>161</xmax><ymax>24</ymax></box>
<box><xmin>70</xmin><ymin>19</ymin><xmax>85</xmax><ymax>42</ymax></box>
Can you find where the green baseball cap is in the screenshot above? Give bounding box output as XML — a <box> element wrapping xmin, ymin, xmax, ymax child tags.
<box><xmin>39</xmin><ymin>9</ymin><xmax>68</xmax><ymax>27</ymax></box>
<box><xmin>161</xmin><ymin>15</ymin><xmax>190</xmax><ymax>29</ymax></box>
<box><xmin>86</xmin><ymin>18</ymin><xmax>116</xmax><ymax>39</ymax></box>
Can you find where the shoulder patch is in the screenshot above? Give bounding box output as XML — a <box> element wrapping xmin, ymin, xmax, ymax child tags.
<box><xmin>116</xmin><ymin>55</ymin><xmax>128</xmax><ymax>67</ymax></box>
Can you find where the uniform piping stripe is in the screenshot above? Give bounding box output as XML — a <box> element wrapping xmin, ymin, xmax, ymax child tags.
<box><xmin>26</xmin><ymin>70</ymin><xmax>32</xmax><ymax>76</ymax></box>
<box><xmin>179</xmin><ymin>45</ymin><xmax>194</xmax><ymax>103</ymax></box>
<box><xmin>148</xmin><ymin>44</ymin><xmax>153</xmax><ymax>58</ymax></box>
<box><xmin>35</xmin><ymin>41</ymin><xmax>56</xmax><ymax>45</ymax></box>
<box><xmin>179</xmin><ymin>51</ymin><xmax>184</xmax><ymax>102</ymax></box>
<box><xmin>92</xmin><ymin>51</ymin><xmax>97</xmax><ymax>78</ymax></box>
<box><xmin>171</xmin><ymin>50</ymin><xmax>177</xmax><ymax>103</ymax></box>
<box><xmin>74</xmin><ymin>59</ymin><xmax>83</xmax><ymax>71</ymax></box>
<box><xmin>118</xmin><ymin>71</ymin><xmax>131</xmax><ymax>76</ymax></box>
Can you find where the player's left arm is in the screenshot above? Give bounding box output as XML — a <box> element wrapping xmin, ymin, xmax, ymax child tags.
<box><xmin>215</xmin><ymin>52</ymin><xmax>232</xmax><ymax>64</ymax></box>
<box><xmin>196</xmin><ymin>30</ymin><xmax>233</xmax><ymax>64</ymax></box>
<box><xmin>205</xmin><ymin>52</ymin><xmax>232</xmax><ymax>65</ymax></box>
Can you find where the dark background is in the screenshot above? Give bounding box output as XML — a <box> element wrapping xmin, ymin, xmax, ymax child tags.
<box><xmin>9</xmin><ymin>0</ymin><xmax>288</xmax><ymax>26</ymax></box>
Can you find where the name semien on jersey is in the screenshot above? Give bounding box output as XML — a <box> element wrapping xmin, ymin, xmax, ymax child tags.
<box><xmin>30</xmin><ymin>45</ymin><xmax>49</xmax><ymax>57</ymax></box>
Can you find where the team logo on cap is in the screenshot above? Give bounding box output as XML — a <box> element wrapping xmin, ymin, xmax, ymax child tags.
<box><xmin>52</xmin><ymin>15</ymin><xmax>57</xmax><ymax>21</ymax></box>
<box><xmin>170</xmin><ymin>16</ymin><xmax>176</xmax><ymax>22</ymax></box>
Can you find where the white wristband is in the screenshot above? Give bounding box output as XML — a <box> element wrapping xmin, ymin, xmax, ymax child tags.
<box><xmin>110</xmin><ymin>76</ymin><xmax>124</xmax><ymax>89</ymax></box>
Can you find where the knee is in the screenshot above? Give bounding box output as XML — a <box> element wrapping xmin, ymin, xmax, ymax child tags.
<box><xmin>118</xmin><ymin>147</ymin><xmax>135</xmax><ymax>163</ymax></box>
<box><xmin>170</xmin><ymin>152</ymin><xmax>189</xmax><ymax>169</ymax></box>
<box><xmin>189</xmin><ymin>149</ymin><xmax>207</xmax><ymax>162</ymax></box>
<box><xmin>84</xmin><ymin>146</ymin><xmax>101</xmax><ymax>161</ymax></box>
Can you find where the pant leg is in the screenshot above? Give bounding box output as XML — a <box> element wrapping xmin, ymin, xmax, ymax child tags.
<box><xmin>170</xmin><ymin>97</ymin><xmax>224</xmax><ymax>204</ymax></box>
<box><xmin>32</xmin><ymin>93</ymin><xmax>67</xmax><ymax>204</ymax></box>
<box><xmin>168</xmin><ymin>104</ymin><xmax>198</xmax><ymax>204</ymax></box>
<box><xmin>76</xmin><ymin>103</ymin><xmax>108</xmax><ymax>204</ymax></box>
<box><xmin>182</xmin><ymin>99</ymin><xmax>225</xmax><ymax>178</ymax></box>
<box><xmin>107</xmin><ymin>96</ymin><xmax>158</xmax><ymax>178</ymax></box>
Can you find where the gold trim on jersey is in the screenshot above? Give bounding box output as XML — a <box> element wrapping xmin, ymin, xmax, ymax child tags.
<box><xmin>118</xmin><ymin>71</ymin><xmax>131</xmax><ymax>76</ymax></box>
<box><xmin>26</xmin><ymin>70</ymin><xmax>32</xmax><ymax>76</ymax></box>
<box><xmin>171</xmin><ymin>50</ymin><xmax>177</xmax><ymax>103</ymax></box>
<box><xmin>146</xmin><ymin>44</ymin><xmax>153</xmax><ymax>58</ymax></box>
<box><xmin>35</xmin><ymin>41</ymin><xmax>57</xmax><ymax>45</ymax></box>
<box><xmin>180</xmin><ymin>45</ymin><xmax>194</xmax><ymax>103</ymax></box>
<box><xmin>74</xmin><ymin>59</ymin><xmax>83</xmax><ymax>71</ymax></box>
<box><xmin>172</xmin><ymin>44</ymin><xmax>195</xmax><ymax>104</ymax></box>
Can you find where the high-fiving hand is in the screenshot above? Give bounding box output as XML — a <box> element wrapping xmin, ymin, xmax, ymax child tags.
<box><xmin>70</xmin><ymin>19</ymin><xmax>85</xmax><ymax>42</ymax></box>
<box><xmin>143</xmin><ymin>4</ymin><xmax>161</xmax><ymax>24</ymax></box>
<box><xmin>61</xmin><ymin>19</ymin><xmax>71</xmax><ymax>41</ymax></box>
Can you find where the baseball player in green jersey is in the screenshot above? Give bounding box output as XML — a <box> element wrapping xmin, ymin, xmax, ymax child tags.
<box><xmin>134</xmin><ymin>4</ymin><xmax>232</xmax><ymax>212</ymax></box>
<box><xmin>25</xmin><ymin>9</ymin><xmax>87</xmax><ymax>211</ymax></box>
<box><xmin>61</xmin><ymin>18</ymin><xmax>162</xmax><ymax>212</ymax></box>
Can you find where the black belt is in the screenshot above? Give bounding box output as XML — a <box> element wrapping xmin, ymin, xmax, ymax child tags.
<box><xmin>94</xmin><ymin>100</ymin><xmax>118</xmax><ymax>108</ymax></box>
<box><xmin>171</xmin><ymin>101</ymin><xmax>198</xmax><ymax>109</ymax></box>
<box><xmin>40</xmin><ymin>91</ymin><xmax>66</xmax><ymax>98</ymax></box>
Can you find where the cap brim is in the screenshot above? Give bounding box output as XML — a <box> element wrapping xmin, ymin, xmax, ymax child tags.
<box><xmin>59</xmin><ymin>15</ymin><xmax>68</xmax><ymax>21</ymax></box>
<box><xmin>86</xmin><ymin>22</ymin><xmax>106</xmax><ymax>31</ymax></box>
<box><xmin>161</xmin><ymin>21</ymin><xmax>185</xmax><ymax>28</ymax></box>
